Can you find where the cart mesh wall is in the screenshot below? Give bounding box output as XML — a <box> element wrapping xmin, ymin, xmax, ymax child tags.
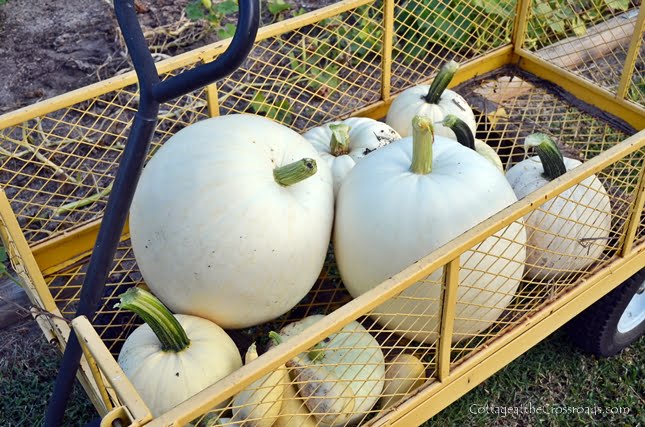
<box><xmin>0</xmin><ymin>0</ymin><xmax>644</xmax><ymax>426</ymax></box>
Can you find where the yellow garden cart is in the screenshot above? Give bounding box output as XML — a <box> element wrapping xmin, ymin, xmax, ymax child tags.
<box><xmin>0</xmin><ymin>0</ymin><xmax>643</xmax><ymax>426</ymax></box>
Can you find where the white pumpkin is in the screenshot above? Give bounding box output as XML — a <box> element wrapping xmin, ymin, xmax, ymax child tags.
<box><xmin>129</xmin><ymin>114</ymin><xmax>334</xmax><ymax>329</ymax></box>
<box><xmin>386</xmin><ymin>61</ymin><xmax>476</xmax><ymax>139</ymax></box>
<box><xmin>302</xmin><ymin>117</ymin><xmax>401</xmax><ymax>196</ymax></box>
<box><xmin>232</xmin><ymin>341</ymin><xmax>286</xmax><ymax>427</ymax></box>
<box><xmin>506</xmin><ymin>134</ymin><xmax>612</xmax><ymax>281</ymax></box>
<box><xmin>443</xmin><ymin>114</ymin><xmax>504</xmax><ymax>173</ymax></box>
<box><xmin>271</xmin><ymin>315</ymin><xmax>385</xmax><ymax>426</ymax></box>
<box><xmin>334</xmin><ymin>116</ymin><xmax>526</xmax><ymax>344</ymax></box>
<box><xmin>116</xmin><ymin>287</ymin><xmax>243</xmax><ymax>417</ymax></box>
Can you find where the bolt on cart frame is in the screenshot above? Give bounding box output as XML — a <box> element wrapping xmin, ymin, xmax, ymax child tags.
<box><xmin>0</xmin><ymin>0</ymin><xmax>643</xmax><ymax>426</ymax></box>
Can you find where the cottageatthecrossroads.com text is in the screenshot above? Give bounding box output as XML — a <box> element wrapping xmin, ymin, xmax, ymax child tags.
<box><xmin>469</xmin><ymin>402</ymin><xmax>632</xmax><ymax>417</ymax></box>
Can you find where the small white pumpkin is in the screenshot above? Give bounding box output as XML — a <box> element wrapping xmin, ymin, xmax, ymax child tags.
<box><xmin>232</xmin><ymin>341</ymin><xmax>286</xmax><ymax>427</ymax></box>
<box><xmin>116</xmin><ymin>287</ymin><xmax>243</xmax><ymax>417</ymax></box>
<box><xmin>271</xmin><ymin>315</ymin><xmax>385</xmax><ymax>426</ymax></box>
<box><xmin>334</xmin><ymin>116</ymin><xmax>526</xmax><ymax>343</ymax></box>
<box><xmin>506</xmin><ymin>134</ymin><xmax>612</xmax><ymax>281</ymax></box>
<box><xmin>302</xmin><ymin>117</ymin><xmax>401</xmax><ymax>196</ymax></box>
<box><xmin>129</xmin><ymin>114</ymin><xmax>334</xmax><ymax>329</ymax></box>
<box><xmin>386</xmin><ymin>61</ymin><xmax>476</xmax><ymax>139</ymax></box>
<box><xmin>443</xmin><ymin>114</ymin><xmax>504</xmax><ymax>173</ymax></box>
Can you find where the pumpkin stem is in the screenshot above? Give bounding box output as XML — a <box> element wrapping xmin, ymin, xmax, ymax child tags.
<box><xmin>329</xmin><ymin>123</ymin><xmax>351</xmax><ymax>156</ymax></box>
<box><xmin>443</xmin><ymin>114</ymin><xmax>475</xmax><ymax>150</ymax></box>
<box><xmin>268</xmin><ymin>331</ymin><xmax>283</xmax><ymax>346</ymax></box>
<box><xmin>269</xmin><ymin>331</ymin><xmax>325</xmax><ymax>361</ymax></box>
<box><xmin>274</xmin><ymin>158</ymin><xmax>317</xmax><ymax>186</ymax></box>
<box><xmin>424</xmin><ymin>60</ymin><xmax>459</xmax><ymax>104</ymax></box>
<box><xmin>410</xmin><ymin>116</ymin><xmax>434</xmax><ymax>175</ymax></box>
<box><xmin>525</xmin><ymin>133</ymin><xmax>567</xmax><ymax>180</ymax></box>
<box><xmin>116</xmin><ymin>287</ymin><xmax>190</xmax><ymax>352</ymax></box>
<box><xmin>307</xmin><ymin>341</ymin><xmax>326</xmax><ymax>362</ymax></box>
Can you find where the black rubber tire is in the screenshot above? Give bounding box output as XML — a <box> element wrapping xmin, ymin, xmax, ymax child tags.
<box><xmin>565</xmin><ymin>268</ymin><xmax>645</xmax><ymax>357</ymax></box>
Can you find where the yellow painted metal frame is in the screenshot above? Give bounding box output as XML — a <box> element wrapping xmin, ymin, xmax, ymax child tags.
<box><xmin>0</xmin><ymin>0</ymin><xmax>644</xmax><ymax>426</ymax></box>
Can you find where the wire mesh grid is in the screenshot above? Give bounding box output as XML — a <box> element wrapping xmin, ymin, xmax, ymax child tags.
<box><xmin>216</xmin><ymin>3</ymin><xmax>384</xmax><ymax>130</ymax></box>
<box><xmin>0</xmin><ymin>0</ymin><xmax>643</xmax><ymax>425</ymax></box>
<box><xmin>524</xmin><ymin>0</ymin><xmax>641</xmax><ymax>96</ymax></box>
<box><xmin>0</xmin><ymin>73</ymin><xmax>210</xmax><ymax>244</ymax></box>
<box><xmin>390</xmin><ymin>0</ymin><xmax>515</xmax><ymax>92</ymax></box>
<box><xmin>628</xmin><ymin>48</ymin><xmax>645</xmax><ymax>104</ymax></box>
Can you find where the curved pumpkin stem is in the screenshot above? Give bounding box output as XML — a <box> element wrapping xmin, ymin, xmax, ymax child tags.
<box><xmin>443</xmin><ymin>114</ymin><xmax>475</xmax><ymax>150</ymax></box>
<box><xmin>525</xmin><ymin>133</ymin><xmax>567</xmax><ymax>180</ymax></box>
<box><xmin>116</xmin><ymin>287</ymin><xmax>190</xmax><ymax>352</ymax></box>
<box><xmin>274</xmin><ymin>158</ymin><xmax>318</xmax><ymax>186</ymax></box>
<box><xmin>424</xmin><ymin>60</ymin><xmax>458</xmax><ymax>104</ymax></box>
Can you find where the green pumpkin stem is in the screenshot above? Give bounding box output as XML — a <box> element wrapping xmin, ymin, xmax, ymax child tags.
<box><xmin>424</xmin><ymin>60</ymin><xmax>459</xmax><ymax>104</ymax></box>
<box><xmin>268</xmin><ymin>331</ymin><xmax>283</xmax><ymax>346</ymax></box>
<box><xmin>329</xmin><ymin>124</ymin><xmax>351</xmax><ymax>156</ymax></box>
<box><xmin>525</xmin><ymin>133</ymin><xmax>567</xmax><ymax>180</ymax></box>
<box><xmin>307</xmin><ymin>341</ymin><xmax>326</xmax><ymax>362</ymax></box>
<box><xmin>269</xmin><ymin>330</ymin><xmax>326</xmax><ymax>361</ymax></box>
<box><xmin>410</xmin><ymin>116</ymin><xmax>434</xmax><ymax>175</ymax></box>
<box><xmin>443</xmin><ymin>114</ymin><xmax>475</xmax><ymax>150</ymax></box>
<box><xmin>274</xmin><ymin>158</ymin><xmax>317</xmax><ymax>186</ymax></box>
<box><xmin>116</xmin><ymin>287</ymin><xmax>190</xmax><ymax>352</ymax></box>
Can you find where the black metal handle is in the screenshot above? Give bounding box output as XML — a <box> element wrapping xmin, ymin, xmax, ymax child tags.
<box><xmin>44</xmin><ymin>2</ymin><xmax>260</xmax><ymax>425</ymax></box>
<box><xmin>115</xmin><ymin>0</ymin><xmax>261</xmax><ymax>105</ymax></box>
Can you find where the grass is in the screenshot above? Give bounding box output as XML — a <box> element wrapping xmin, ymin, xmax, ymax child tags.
<box><xmin>0</xmin><ymin>321</ymin><xmax>96</xmax><ymax>427</ymax></box>
<box><xmin>427</xmin><ymin>331</ymin><xmax>644</xmax><ymax>426</ymax></box>
<box><xmin>0</xmin><ymin>318</ymin><xmax>641</xmax><ymax>427</ymax></box>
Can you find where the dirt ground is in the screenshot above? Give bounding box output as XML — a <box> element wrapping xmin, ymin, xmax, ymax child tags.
<box><xmin>0</xmin><ymin>0</ymin><xmax>334</xmax><ymax>114</ymax></box>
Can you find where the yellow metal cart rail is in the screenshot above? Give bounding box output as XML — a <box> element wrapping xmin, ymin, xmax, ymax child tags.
<box><xmin>0</xmin><ymin>0</ymin><xmax>643</xmax><ymax>425</ymax></box>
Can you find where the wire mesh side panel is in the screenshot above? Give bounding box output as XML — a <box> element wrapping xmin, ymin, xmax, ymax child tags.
<box><xmin>391</xmin><ymin>0</ymin><xmax>516</xmax><ymax>92</ymax></box>
<box><xmin>522</xmin><ymin>0</ymin><xmax>644</xmax><ymax>103</ymax></box>
<box><xmin>217</xmin><ymin>3</ymin><xmax>384</xmax><ymax>131</ymax></box>
<box><xmin>459</xmin><ymin>69</ymin><xmax>629</xmax><ymax>168</ymax></box>
<box><xmin>0</xmin><ymin>79</ymin><xmax>209</xmax><ymax>245</ymax></box>
<box><xmin>627</xmin><ymin>40</ymin><xmax>645</xmax><ymax>105</ymax></box>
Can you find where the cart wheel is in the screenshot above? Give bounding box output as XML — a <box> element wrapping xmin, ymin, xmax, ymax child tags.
<box><xmin>565</xmin><ymin>268</ymin><xmax>645</xmax><ymax>357</ymax></box>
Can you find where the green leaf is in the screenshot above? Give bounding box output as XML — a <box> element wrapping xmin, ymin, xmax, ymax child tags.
<box><xmin>571</xmin><ymin>16</ymin><xmax>587</xmax><ymax>36</ymax></box>
<box><xmin>217</xmin><ymin>23</ymin><xmax>237</xmax><ymax>39</ymax></box>
<box><xmin>604</xmin><ymin>0</ymin><xmax>630</xmax><ymax>11</ymax></box>
<box><xmin>0</xmin><ymin>245</ymin><xmax>6</xmax><ymax>264</ymax></box>
<box><xmin>215</xmin><ymin>0</ymin><xmax>238</xmax><ymax>15</ymax></box>
<box><xmin>533</xmin><ymin>1</ymin><xmax>553</xmax><ymax>18</ymax></box>
<box><xmin>307</xmin><ymin>64</ymin><xmax>340</xmax><ymax>92</ymax></box>
<box><xmin>288</xmin><ymin>52</ymin><xmax>305</xmax><ymax>74</ymax></box>
<box><xmin>267</xmin><ymin>0</ymin><xmax>291</xmax><ymax>15</ymax></box>
<box><xmin>185</xmin><ymin>0</ymin><xmax>207</xmax><ymax>21</ymax></box>
<box><xmin>249</xmin><ymin>92</ymin><xmax>293</xmax><ymax>125</ymax></box>
<box><xmin>473</xmin><ymin>0</ymin><xmax>514</xmax><ymax>16</ymax></box>
<box><xmin>547</xmin><ymin>17</ymin><xmax>566</xmax><ymax>35</ymax></box>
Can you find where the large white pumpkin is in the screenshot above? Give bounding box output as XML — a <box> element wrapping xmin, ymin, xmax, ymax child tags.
<box><xmin>334</xmin><ymin>117</ymin><xmax>526</xmax><ymax>343</ymax></box>
<box><xmin>129</xmin><ymin>114</ymin><xmax>334</xmax><ymax>329</ymax></box>
<box><xmin>385</xmin><ymin>61</ymin><xmax>476</xmax><ymax>139</ymax></box>
<box><xmin>302</xmin><ymin>117</ymin><xmax>400</xmax><ymax>196</ymax></box>
<box><xmin>506</xmin><ymin>134</ymin><xmax>612</xmax><ymax>281</ymax></box>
